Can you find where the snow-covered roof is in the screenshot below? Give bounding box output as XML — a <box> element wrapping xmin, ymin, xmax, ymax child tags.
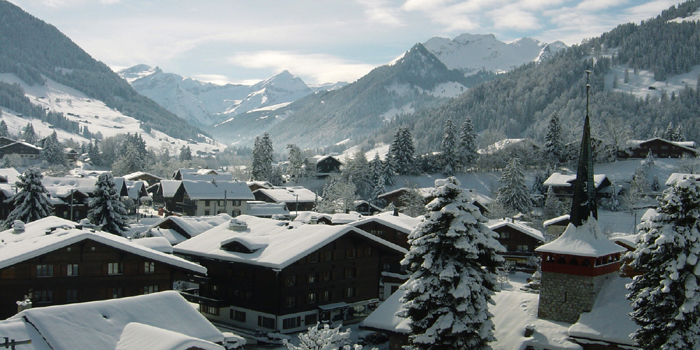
<box><xmin>6</xmin><ymin>291</ymin><xmax>224</xmax><ymax>350</ymax></box>
<box><xmin>181</xmin><ymin>173</ymin><xmax>234</xmax><ymax>182</ymax></box>
<box><xmin>246</xmin><ymin>180</ymin><xmax>273</xmax><ymax>189</ymax></box>
<box><xmin>122</xmin><ymin>171</ymin><xmax>163</xmax><ymax>183</ymax></box>
<box><xmin>665</xmin><ymin>173</ymin><xmax>700</xmax><ymax>186</ymax></box>
<box><xmin>116</xmin><ymin>323</ymin><xmax>224</xmax><ymax>350</ymax></box>
<box><xmin>292</xmin><ymin>211</ymin><xmax>364</xmax><ymax>225</ymax></box>
<box><xmin>568</xmin><ymin>276</ymin><xmax>637</xmax><ymax>346</ymax></box>
<box><xmin>478</xmin><ymin>138</ymin><xmax>539</xmax><ymax>155</ymax></box>
<box><xmin>487</xmin><ymin>219</ymin><xmax>545</xmax><ymax>241</ymax></box>
<box><xmin>131</xmin><ymin>236</ymin><xmax>173</xmax><ymax>253</ymax></box>
<box><xmin>0</xmin><ymin>216</ymin><xmax>206</xmax><ymax>274</ymax></box>
<box><xmin>126</xmin><ymin>180</ymin><xmax>148</xmax><ymax>200</ymax></box>
<box><xmin>174</xmin><ymin>215</ymin><xmax>407</xmax><ymax>270</ymax></box>
<box><xmin>361</xmin><ymin>288</ymin><xmax>410</xmax><ymax>334</ymax></box>
<box><xmin>142</xmin><ymin>228</ymin><xmax>188</xmax><ymax>245</ymax></box>
<box><xmin>0</xmin><ymin>167</ymin><xmax>20</xmax><ymax>183</ymax></box>
<box><xmin>152</xmin><ymin>214</ymin><xmax>233</xmax><ymax>239</ymax></box>
<box><xmin>246</xmin><ymin>201</ymin><xmax>290</xmax><ymax>217</ymax></box>
<box><xmin>535</xmin><ymin>219</ymin><xmax>626</xmax><ymax>257</ymax></box>
<box><xmin>542</xmin><ymin>214</ymin><xmax>570</xmax><ymax>227</ymax></box>
<box><xmin>254</xmin><ymin>187</ymin><xmax>318</xmax><ymax>202</ymax></box>
<box><xmin>611</xmin><ymin>234</ymin><xmax>637</xmax><ymax>250</ymax></box>
<box><xmin>160</xmin><ymin>180</ymin><xmax>182</xmax><ymax>197</ymax></box>
<box><xmin>351</xmin><ymin>211</ymin><xmax>422</xmax><ymax>234</ymax></box>
<box><xmin>379</xmin><ymin>187</ymin><xmax>434</xmax><ymax>199</ymax></box>
<box><xmin>628</xmin><ymin>138</ymin><xmax>697</xmax><ymax>153</ymax></box>
<box><xmin>543</xmin><ymin>172</ymin><xmax>608</xmax><ymax>188</ymax></box>
<box><xmin>42</xmin><ymin>176</ymin><xmax>97</xmax><ymax>197</ymax></box>
<box><xmin>0</xmin><ymin>183</ymin><xmax>14</xmax><ymax>198</ymax></box>
<box><xmin>181</xmin><ymin>180</ymin><xmax>254</xmax><ymax>200</ymax></box>
<box><xmin>307</xmin><ymin>154</ymin><xmax>342</xmax><ymax>164</ymax></box>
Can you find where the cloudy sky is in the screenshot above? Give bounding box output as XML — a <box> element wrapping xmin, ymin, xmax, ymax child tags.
<box><xmin>9</xmin><ymin>0</ymin><xmax>682</xmax><ymax>85</ymax></box>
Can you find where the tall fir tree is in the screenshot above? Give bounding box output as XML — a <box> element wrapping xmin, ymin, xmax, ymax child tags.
<box><xmin>0</xmin><ymin>120</ymin><xmax>8</xmax><ymax>138</ymax></box>
<box><xmin>440</xmin><ymin>119</ymin><xmax>458</xmax><ymax>176</ymax></box>
<box><xmin>2</xmin><ymin>168</ymin><xmax>53</xmax><ymax>229</ymax></box>
<box><xmin>674</xmin><ymin>124</ymin><xmax>686</xmax><ymax>142</ymax></box>
<box><xmin>179</xmin><ymin>146</ymin><xmax>192</xmax><ymax>161</ymax></box>
<box><xmin>88</xmin><ymin>173</ymin><xmax>129</xmax><ymax>235</ymax></box>
<box><xmin>251</xmin><ymin>133</ymin><xmax>274</xmax><ymax>181</ymax></box>
<box><xmin>627</xmin><ymin>179</ymin><xmax>700</xmax><ymax>350</ymax></box>
<box><xmin>41</xmin><ymin>131</ymin><xmax>67</xmax><ymax>166</ymax></box>
<box><xmin>663</xmin><ymin>121</ymin><xmax>675</xmax><ymax>140</ymax></box>
<box><xmin>88</xmin><ymin>139</ymin><xmax>101</xmax><ymax>166</ymax></box>
<box><xmin>458</xmin><ymin>117</ymin><xmax>478</xmax><ymax>171</ymax></box>
<box><xmin>21</xmin><ymin>123</ymin><xmax>37</xmax><ymax>145</ymax></box>
<box><xmin>496</xmin><ymin>158</ymin><xmax>532</xmax><ymax>215</ymax></box>
<box><xmin>399</xmin><ymin>177</ymin><xmax>504</xmax><ymax>350</ymax></box>
<box><xmin>286</xmin><ymin>144</ymin><xmax>304</xmax><ymax>182</ymax></box>
<box><xmin>316</xmin><ymin>174</ymin><xmax>357</xmax><ymax>214</ymax></box>
<box><xmin>544</xmin><ymin>114</ymin><xmax>563</xmax><ymax>163</ymax></box>
<box><xmin>388</xmin><ymin>127</ymin><xmax>418</xmax><ymax>175</ymax></box>
<box><xmin>112</xmin><ymin>142</ymin><xmax>144</xmax><ymax>176</ymax></box>
<box><xmin>369</xmin><ymin>152</ymin><xmax>386</xmax><ymax>206</ymax></box>
<box><xmin>543</xmin><ymin>185</ymin><xmax>563</xmax><ymax>218</ymax></box>
<box><xmin>399</xmin><ymin>183</ymin><xmax>426</xmax><ymax>217</ymax></box>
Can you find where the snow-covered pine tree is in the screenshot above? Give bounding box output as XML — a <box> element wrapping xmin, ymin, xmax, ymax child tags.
<box><xmin>88</xmin><ymin>173</ymin><xmax>129</xmax><ymax>235</ymax></box>
<box><xmin>369</xmin><ymin>153</ymin><xmax>386</xmax><ymax>206</ymax></box>
<box><xmin>627</xmin><ymin>178</ymin><xmax>700</xmax><ymax>350</ymax></box>
<box><xmin>440</xmin><ymin>119</ymin><xmax>458</xmax><ymax>176</ymax></box>
<box><xmin>0</xmin><ymin>120</ymin><xmax>8</xmax><ymax>137</ymax></box>
<box><xmin>663</xmin><ymin>121</ymin><xmax>675</xmax><ymax>140</ymax></box>
<box><xmin>179</xmin><ymin>146</ymin><xmax>192</xmax><ymax>161</ymax></box>
<box><xmin>41</xmin><ymin>131</ymin><xmax>67</xmax><ymax>166</ymax></box>
<box><xmin>458</xmin><ymin>117</ymin><xmax>478</xmax><ymax>171</ymax></box>
<box><xmin>112</xmin><ymin>142</ymin><xmax>144</xmax><ymax>176</ymax></box>
<box><xmin>606</xmin><ymin>181</ymin><xmax>622</xmax><ymax>212</ymax></box>
<box><xmin>283</xmin><ymin>323</ymin><xmax>368</xmax><ymax>350</ymax></box>
<box><xmin>342</xmin><ymin>150</ymin><xmax>372</xmax><ymax>198</ymax></box>
<box><xmin>316</xmin><ymin>174</ymin><xmax>357</xmax><ymax>214</ymax></box>
<box><xmin>674</xmin><ymin>124</ymin><xmax>686</xmax><ymax>142</ymax></box>
<box><xmin>651</xmin><ymin>174</ymin><xmax>660</xmax><ymax>192</ymax></box>
<box><xmin>21</xmin><ymin>123</ymin><xmax>37</xmax><ymax>145</ymax></box>
<box><xmin>543</xmin><ymin>185</ymin><xmax>562</xmax><ymax>218</ymax></box>
<box><xmin>399</xmin><ymin>177</ymin><xmax>504</xmax><ymax>350</ymax></box>
<box><xmin>2</xmin><ymin>168</ymin><xmax>53</xmax><ymax>229</ymax></box>
<box><xmin>251</xmin><ymin>133</ymin><xmax>274</xmax><ymax>181</ymax></box>
<box><xmin>496</xmin><ymin>158</ymin><xmax>532</xmax><ymax>215</ymax></box>
<box><xmin>286</xmin><ymin>143</ymin><xmax>304</xmax><ymax>182</ymax></box>
<box><xmin>388</xmin><ymin>127</ymin><xmax>417</xmax><ymax>175</ymax></box>
<box><xmin>399</xmin><ymin>183</ymin><xmax>426</xmax><ymax>217</ymax></box>
<box><xmin>251</xmin><ymin>136</ymin><xmax>263</xmax><ymax>180</ymax></box>
<box><xmin>88</xmin><ymin>139</ymin><xmax>101</xmax><ymax>166</ymax></box>
<box><xmin>544</xmin><ymin>114</ymin><xmax>563</xmax><ymax>163</ymax></box>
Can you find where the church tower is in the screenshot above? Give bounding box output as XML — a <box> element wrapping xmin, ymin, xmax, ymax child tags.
<box><xmin>536</xmin><ymin>72</ymin><xmax>625</xmax><ymax>323</ymax></box>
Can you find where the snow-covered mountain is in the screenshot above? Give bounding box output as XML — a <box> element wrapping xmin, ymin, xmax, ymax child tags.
<box><xmin>423</xmin><ymin>33</ymin><xmax>567</xmax><ymax>74</ymax></box>
<box><xmin>119</xmin><ymin>66</ymin><xmax>347</xmax><ymax>127</ymax></box>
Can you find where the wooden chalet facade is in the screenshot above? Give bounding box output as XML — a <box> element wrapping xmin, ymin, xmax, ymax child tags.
<box><xmin>172</xmin><ymin>180</ymin><xmax>253</xmax><ymax>217</ymax></box>
<box><xmin>543</xmin><ymin>172</ymin><xmax>612</xmax><ymax>199</ymax></box>
<box><xmin>174</xmin><ymin>216</ymin><xmax>406</xmax><ymax>334</ymax></box>
<box><xmin>252</xmin><ymin>187</ymin><xmax>317</xmax><ymax>212</ymax></box>
<box><xmin>488</xmin><ymin>219</ymin><xmax>544</xmax><ymax>269</ymax></box>
<box><xmin>0</xmin><ymin>141</ymin><xmax>41</xmax><ymax>160</ymax></box>
<box><xmin>0</xmin><ymin>217</ymin><xmax>206</xmax><ymax>319</ymax></box>
<box><xmin>624</xmin><ymin>138</ymin><xmax>697</xmax><ymax>158</ymax></box>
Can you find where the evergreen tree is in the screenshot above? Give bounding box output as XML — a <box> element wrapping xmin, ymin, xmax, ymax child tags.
<box><xmin>286</xmin><ymin>144</ymin><xmax>304</xmax><ymax>181</ymax></box>
<box><xmin>650</xmin><ymin>174</ymin><xmax>660</xmax><ymax>192</ymax></box>
<box><xmin>627</xmin><ymin>179</ymin><xmax>700</xmax><ymax>350</ymax></box>
<box><xmin>342</xmin><ymin>150</ymin><xmax>372</xmax><ymax>199</ymax></box>
<box><xmin>440</xmin><ymin>119</ymin><xmax>458</xmax><ymax>176</ymax></box>
<box><xmin>387</xmin><ymin>127</ymin><xmax>417</xmax><ymax>175</ymax></box>
<box><xmin>88</xmin><ymin>173</ymin><xmax>129</xmax><ymax>235</ymax></box>
<box><xmin>41</xmin><ymin>131</ymin><xmax>67</xmax><ymax>166</ymax></box>
<box><xmin>543</xmin><ymin>185</ymin><xmax>563</xmax><ymax>218</ymax></box>
<box><xmin>399</xmin><ymin>177</ymin><xmax>504</xmax><ymax>350</ymax></box>
<box><xmin>663</xmin><ymin>121</ymin><xmax>675</xmax><ymax>140</ymax></box>
<box><xmin>179</xmin><ymin>146</ymin><xmax>192</xmax><ymax>161</ymax></box>
<box><xmin>316</xmin><ymin>174</ymin><xmax>357</xmax><ymax>214</ymax></box>
<box><xmin>269</xmin><ymin>167</ymin><xmax>284</xmax><ymax>186</ymax></box>
<box><xmin>88</xmin><ymin>139</ymin><xmax>101</xmax><ymax>166</ymax></box>
<box><xmin>458</xmin><ymin>117</ymin><xmax>478</xmax><ymax>171</ymax></box>
<box><xmin>112</xmin><ymin>142</ymin><xmax>144</xmax><ymax>175</ymax></box>
<box><xmin>2</xmin><ymin>168</ymin><xmax>53</xmax><ymax>229</ymax></box>
<box><xmin>674</xmin><ymin>124</ymin><xmax>686</xmax><ymax>142</ymax></box>
<box><xmin>251</xmin><ymin>133</ymin><xmax>273</xmax><ymax>181</ymax></box>
<box><xmin>400</xmin><ymin>183</ymin><xmax>426</xmax><ymax>217</ymax></box>
<box><xmin>21</xmin><ymin>122</ymin><xmax>37</xmax><ymax>145</ymax></box>
<box><xmin>606</xmin><ymin>181</ymin><xmax>622</xmax><ymax>212</ymax></box>
<box><xmin>369</xmin><ymin>153</ymin><xmax>386</xmax><ymax>206</ymax></box>
<box><xmin>624</xmin><ymin>67</ymin><xmax>630</xmax><ymax>83</ymax></box>
<box><xmin>544</xmin><ymin>114</ymin><xmax>563</xmax><ymax>163</ymax></box>
<box><xmin>496</xmin><ymin>158</ymin><xmax>532</xmax><ymax>215</ymax></box>
<box><xmin>0</xmin><ymin>120</ymin><xmax>8</xmax><ymax>138</ymax></box>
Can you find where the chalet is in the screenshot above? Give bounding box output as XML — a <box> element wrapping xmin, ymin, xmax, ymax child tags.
<box><xmin>665</xmin><ymin>172</ymin><xmax>700</xmax><ymax>186</ymax></box>
<box><xmin>307</xmin><ymin>155</ymin><xmax>342</xmax><ymax>177</ymax></box>
<box><xmin>0</xmin><ymin>185</ymin><xmax>14</xmax><ymax>220</ymax></box>
<box><xmin>64</xmin><ymin>148</ymin><xmax>80</xmax><ymax>162</ymax></box>
<box><xmin>0</xmin><ymin>136</ymin><xmax>17</xmax><ymax>147</ymax></box>
<box><xmin>41</xmin><ymin>177</ymin><xmax>98</xmax><ymax>221</ymax></box>
<box><xmin>173</xmin><ymin>168</ymin><xmax>220</xmax><ymax>180</ymax></box>
<box><xmin>0</xmin><ymin>141</ymin><xmax>41</xmax><ymax>160</ymax></box>
<box><xmin>247</xmin><ymin>180</ymin><xmax>273</xmax><ymax>192</ymax></box>
<box><xmin>624</xmin><ymin>138</ymin><xmax>697</xmax><ymax>158</ymax></box>
<box><xmin>246</xmin><ymin>201</ymin><xmax>290</xmax><ymax>219</ymax></box>
<box><xmin>543</xmin><ymin>172</ymin><xmax>611</xmax><ymax>198</ymax></box>
<box><xmin>377</xmin><ymin>187</ymin><xmax>434</xmax><ymax>208</ymax></box>
<box><xmin>293</xmin><ymin>211</ymin><xmax>363</xmax><ymax>225</ymax></box>
<box><xmin>253</xmin><ymin>187</ymin><xmax>318</xmax><ymax>213</ymax></box>
<box><xmin>143</xmin><ymin>214</ymin><xmax>233</xmax><ymax>245</ymax></box>
<box><xmin>0</xmin><ymin>217</ymin><xmax>207</xmax><ymax>319</ymax></box>
<box><xmin>542</xmin><ymin>214</ymin><xmax>570</xmax><ymax>238</ymax></box>
<box><xmin>123</xmin><ymin>171</ymin><xmax>164</xmax><ymax>186</ymax></box>
<box><xmin>126</xmin><ymin>180</ymin><xmax>149</xmax><ymax>202</ymax></box>
<box><xmin>173</xmin><ymin>215</ymin><xmax>407</xmax><ymax>334</ymax></box>
<box><xmin>172</xmin><ymin>180</ymin><xmax>254</xmax><ymax>217</ymax></box>
<box><xmin>0</xmin><ymin>291</ymin><xmax>238</xmax><ymax>350</ymax></box>
<box><xmin>149</xmin><ymin>179</ymin><xmax>182</xmax><ymax>210</ymax></box>
<box><xmin>353</xmin><ymin>200</ymin><xmax>383</xmax><ymax>216</ymax></box>
<box><xmin>487</xmin><ymin>219</ymin><xmax>544</xmax><ymax>268</ymax></box>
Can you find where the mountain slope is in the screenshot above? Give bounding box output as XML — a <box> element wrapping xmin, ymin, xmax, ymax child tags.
<box><xmin>0</xmin><ymin>0</ymin><xmax>203</xmax><ymax>141</ymax></box>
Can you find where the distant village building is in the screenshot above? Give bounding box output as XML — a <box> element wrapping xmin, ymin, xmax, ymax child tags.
<box><xmin>488</xmin><ymin>219</ymin><xmax>544</xmax><ymax>268</ymax></box>
<box><xmin>664</xmin><ymin>172</ymin><xmax>700</xmax><ymax>186</ymax></box>
<box><xmin>144</xmin><ymin>214</ymin><xmax>233</xmax><ymax>245</ymax></box>
<box><xmin>123</xmin><ymin>171</ymin><xmax>164</xmax><ymax>186</ymax></box>
<box><xmin>172</xmin><ymin>180</ymin><xmax>254</xmax><ymax>217</ymax></box>
<box><xmin>172</xmin><ymin>168</ymin><xmax>220</xmax><ymax>180</ymax></box>
<box><xmin>624</xmin><ymin>138</ymin><xmax>697</xmax><ymax>158</ymax></box>
<box><xmin>0</xmin><ymin>141</ymin><xmax>41</xmax><ymax>160</ymax></box>
<box><xmin>306</xmin><ymin>155</ymin><xmax>342</xmax><ymax>177</ymax></box>
<box><xmin>543</xmin><ymin>172</ymin><xmax>611</xmax><ymax>199</ymax></box>
<box><xmin>253</xmin><ymin>187</ymin><xmax>318</xmax><ymax>213</ymax></box>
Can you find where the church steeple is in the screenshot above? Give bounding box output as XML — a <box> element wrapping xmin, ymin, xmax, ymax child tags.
<box><xmin>570</xmin><ymin>70</ymin><xmax>597</xmax><ymax>226</ymax></box>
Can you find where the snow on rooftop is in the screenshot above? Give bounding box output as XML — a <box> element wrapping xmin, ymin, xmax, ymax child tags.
<box><xmin>535</xmin><ymin>219</ymin><xmax>626</xmax><ymax>257</ymax></box>
<box><xmin>116</xmin><ymin>322</ymin><xmax>225</xmax><ymax>350</ymax></box>
<box><xmin>181</xmin><ymin>180</ymin><xmax>254</xmax><ymax>200</ymax></box>
<box><xmin>543</xmin><ymin>173</ymin><xmax>608</xmax><ymax>188</ymax></box>
<box><xmin>665</xmin><ymin>173</ymin><xmax>700</xmax><ymax>186</ymax></box>
<box><xmin>153</xmin><ymin>214</ymin><xmax>232</xmax><ymax>238</ymax></box>
<box><xmin>8</xmin><ymin>291</ymin><xmax>224</xmax><ymax>350</ymax></box>
<box><xmin>0</xmin><ymin>217</ymin><xmax>205</xmax><ymax>274</ymax></box>
<box><xmin>568</xmin><ymin>276</ymin><xmax>636</xmax><ymax>346</ymax></box>
<box><xmin>255</xmin><ymin>187</ymin><xmax>318</xmax><ymax>202</ymax></box>
<box><xmin>352</xmin><ymin>211</ymin><xmax>422</xmax><ymax>233</ymax></box>
<box><xmin>246</xmin><ymin>201</ymin><xmax>289</xmax><ymax>217</ymax></box>
<box><xmin>174</xmin><ymin>215</ymin><xmax>406</xmax><ymax>269</ymax></box>
<box><xmin>361</xmin><ymin>287</ymin><xmax>410</xmax><ymax>334</ymax></box>
<box><xmin>543</xmin><ymin>214</ymin><xmax>570</xmax><ymax>227</ymax></box>
<box><xmin>130</xmin><ymin>236</ymin><xmax>173</xmax><ymax>253</ymax></box>
<box><xmin>41</xmin><ymin>176</ymin><xmax>97</xmax><ymax>197</ymax></box>
<box><xmin>160</xmin><ymin>180</ymin><xmax>181</xmax><ymax>197</ymax></box>
<box><xmin>122</xmin><ymin>171</ymin><xmax>163</xmax><ymax>182</ymax></box>
<box><xmin>0</xmin><ymin>168</ymin><xmax>20</xmax><ymax>184</ymax></box>
<box><xmin>487</xmin><ymin>219</ymin><xmax>545</xmax><ymax>241</ymax></box>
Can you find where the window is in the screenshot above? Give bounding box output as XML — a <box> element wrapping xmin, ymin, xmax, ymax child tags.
<box><xmin>66</xmin><ymin>247</ymin><xmax>72</xmax><ymax>252</ymax></box>
<box><xmin>37</xmin><ymin>264</ymin><xmax>53</xmax><ymax>277</ymax></box>
<box><xmin>258</xmin><ymin>316</ymin><xmax>275</xmax><ymax>329</ymax></box>
<box><xmin>320</xmin><ymin>271</ymin><xmax>331</xmax><ymax>282</ymax></box>
<box><xmin>370</xmin><ymin>229</ymin><xmax>385</xmax><ymax>237</ymax></box>
<box><xmin>233</xmin><ymin>310</ymin><xmax>246</xmax><ymax>322</ymax></box>
<box><xmin>345</xmin><ymin>287</ymin><xmax>354</xmax><ymax>298</ymax></box>
<box><xmin>218</xmin><ymin>200</ymin><xmax>225</xmax><ymax>206</ymax></box>
<box><xmin>322</xmin><ymin>290</ymin><xmax>332</xmax><ymax>302</ymax></box>
<box><xmin>285</xmin><ymin>296</ymin><xmax>296</xmax><ymax>308</ymax></box>
<box><xmin>364</xmin><ymin>247</ymin><xmax>372</xmax><ymax>256</ymax></box>
<box><xmin>144</xmin><ymin>285</ymin><xmax>159</xmax><ymax>294</ymax></box>
<box><xmin>233</xmin><ymin>200</ymin><xmax>241</xmax><ymax>206</ymax></box>
<box><xmin>346</xmin><ymin>248</ymin><xmax>356</xmax><ymax>259</ymax></box>
<box><xmin>144</xmin><ymin>261</ymin><xmax>155</xmax><ymax>274</ymax></box>
<box><xmin>108</xmin><ymin>262</ymin><xmax>124</xmax><ymax>275</ymax></box>
<box><xmin>202</xmin><ymin>305</ymin><xmax>219</xmax><ymax>315</ymax></box>
<box><xmin>283</xmin><ymin>316</ymin><xmax>301</xmax><ymax>329</ymax></box>
<box><xmin>517</xmin><ymin>245</ymin><xmax>529</xmax><ymax>252</ymax></box>
<box><xmin>307</xmin><ymin>293</ymin><xmax>317</xmax><ymax>304</ymax></box>
<box><xmin>285</xmin><ymin>275</ymin><xmax>296</xmax><ymax>287</ymax></box>
<box><xmin>67</xmin><ymin>264</ymin><xmax>78</xmax><ymax>276</ymax></box>
<box><xmin>382</xmin><ymin>263</ymin><xmax>391</xmax><ymax>271</ymax></box>
<box><xmin>500</xmin><ymin>232</ymin><xmax>510</xmax><ymax>239</ymax></box>
<box><xmin>35</xmin><ymin>290</ymin><xmax>53</xmax><ymax>303</ymax></box>
<box><xmin>204</xmin><ymin>210</ymin><xmax>210</xmax><ymax>215</ymax></box>
<box><xmin>307</xmin><ymin>273</ymin><xmax>316</xmax><ymax>284</ymax></box>
<box><xmin>205</xmin><ymin>200</ymin><xmax>211</xmax><ymax>206</ymax></box>
<box><xmin>305</xmin><ymin>314</ymin><xmax>317</xmax><ymax>325</ymax></box>
<box><xmin>322</xmin><ymin>251</ymin><xmax>333</xmax><ymax>262</ymax></box>
<box><xmin>112</xmin><ymin>287</ymin><xmax>123</xmax><ymax>299</ymax></box>
<box><xmin>66</xmin><ymin>289</ymin><xmax>78</xmax><ymax>302</ymax></box>
<box><xmin>308</xmin><ymin>252</ymin><xmax>319</xmax><ymax>263</ymax></box>
<box><xmin>344</xmin><ymin>268</ymin><xmax>356</xmax><ymax>279</ymax></box>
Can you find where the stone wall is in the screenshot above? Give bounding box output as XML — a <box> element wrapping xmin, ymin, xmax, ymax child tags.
<box><xmin>538</xmin><ymin>271</ymin><xmax>610</xmax><ymax>323</ymax></box>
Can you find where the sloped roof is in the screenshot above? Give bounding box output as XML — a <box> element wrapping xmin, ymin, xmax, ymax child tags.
<box><xmin>535</xmin><ymin>219</ymin><xmax>625</xmax><ymax>257</ymax></box>
<box><xmin>254</xmin><ymin>187</ymin><xmax>318</xmax><ymax>202</ymax></box>
<box><xmin>487</xmin><ymin>219</ymin><xmax>544</xmax><ymax>241</ymax></box>
<box><xmin>174</xmin><ymin>215</ymin><xmax>407</xmax><ymax>269</ymax></box>
<box><xmin>542</xmin><ymin>214</ymin><xmax>570</xmax><ymax>227</ymax></box>
<box><xmin>543</xmin><ymin>172</ymin><xmax>608</xmax><ymax>188</ymax></box>
<box><xmin>361</xmin><ymin>288</ymin><xmax>410</xmax><ymax>334</ymax></box>
<box><xmin>116</xmin><ymin>323</ymin><xmax>224</xmax><ymax>350</ymax></box>
<box><xmin>0</xmin><ymin>217</ymin><xmax>206</xmax><ymax>274</ymax></box>
<box><xmin>181</xmin><ymin>180</ymin><xmax>254</xmax><ymax>201</ymax></box>
<box><xmin>42</xmin><ymin>176</ymin><xmax>97</xmax><ymax>197</ymax></box>
<box><xmin>152</xmin><ymin>214</ymin><xmax>233</xmax><ymax>239</ymax></box>
<box><xmin>6</xmin><ymin>291</ymin><xmax>223</xmax><ymax>350</ymax></box>
<box><xmin>160</xmin><ymin>180</ymin><xmax>182</xmax><ymax>197</ymax></box>
<box><xmin>350</xmin><ymin>211</ymin><xmax>422</xmax><ymax>234</ymax></box>
<box><xmin>0</xmin><ymin>167</ymin><xmax>20</xmax><ymax>183</ymax></box>
<box><xmin>378</xmin><ymin>187</ymin><xmax>434</xmax><ymax>199</ymax></box>
<box><xmin>246</xmin><ymin>201</ymin><xmax>290</xmax><ymax>217</ymax></box>
<box><xmin>628</xmin><ymin>138</ymin><xmax>697</xmax><ymax>153</ymax></box>
<box><xmin>665</xmin><ymin>173</ymin><xmax>700</xmax><ymax>186</ymax></box>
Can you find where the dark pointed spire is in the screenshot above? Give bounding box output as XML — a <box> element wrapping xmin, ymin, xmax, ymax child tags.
<box><xmin>570</xmin><ymin>71</ymin><xmax>597</xmax><ymax>226</ymax></box>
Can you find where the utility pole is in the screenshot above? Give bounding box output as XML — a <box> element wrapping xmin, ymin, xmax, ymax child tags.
<box><xmin>69</xmin><ymin>189</ymin><xmax>74</xmax><ymax>222</ymax></box>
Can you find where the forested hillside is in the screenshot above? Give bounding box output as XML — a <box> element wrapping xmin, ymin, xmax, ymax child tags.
<box><xmin>370</xmin><ymin>0</ymin><xmax>700</xmax><ymax>153</ymax></box>
<box><xmin>0</xmin><ymin>0</ymin><xmax>204</xmax><ymax>141</ymax></box>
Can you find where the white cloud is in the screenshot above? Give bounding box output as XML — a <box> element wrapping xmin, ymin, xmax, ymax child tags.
<box><xmin>226</xmin><ymin>51</ymin><xmax>377</xmax><ymax>85</ymax></box>
<box><xmin>489</xmin><ymin>5</ymin><xmax>541</xmax><ymax>30</ymax></box>
<box><xmin>576</xmin><ymin>0</ymin><xmax>628</xmax><ymax>11</ymax></box>
<box><xmin>356</xmin><ymin>0</ymin><xmax>404</xmax><ymax>26</ymax></box>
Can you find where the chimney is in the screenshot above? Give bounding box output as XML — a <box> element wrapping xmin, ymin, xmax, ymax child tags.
<box><xmin>12</xmin><ymin>220</ymin><xmax>25</xmax><ymax>234</ymax></box>
<box><xmin>393</xmin><ymin>207</ymin><xmax>399</xmax><ymax>216</ymax></box>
